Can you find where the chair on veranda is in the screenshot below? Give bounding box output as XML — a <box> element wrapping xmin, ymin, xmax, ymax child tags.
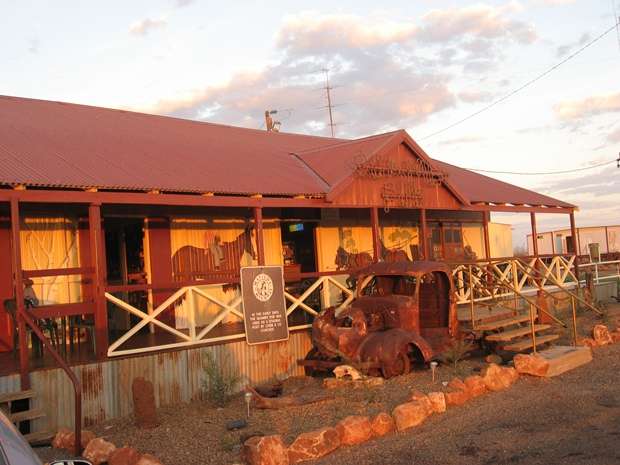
<box><xmin>2</xmin><ymin>298</ymin><xmax>61</xmax><ymax>357</ymax></box>
<box><xmin>68</xmin><ymin>314</ymin><xmax>96</xmax><ymax>355</ymax></box>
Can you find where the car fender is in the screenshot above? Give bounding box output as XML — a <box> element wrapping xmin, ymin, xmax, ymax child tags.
<box><xmin>356</xmin><ymin>328</ymin><xmax>435</xmax><ymax>365</ymax></box>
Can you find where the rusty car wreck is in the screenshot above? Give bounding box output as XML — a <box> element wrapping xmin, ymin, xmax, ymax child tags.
<box><xmin>302</xmin><ymin>261</ymin><xmax>459</xmax><ymax>378</ymax></box>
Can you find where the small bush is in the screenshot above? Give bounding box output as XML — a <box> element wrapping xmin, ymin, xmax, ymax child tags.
<box><xmin>440</xmin><ymin>339</ymin><xmax>475</xmax><ymax>375</ymax></box>
<box><xmin>201</xmin><ymin>352</ymin><xmax>241</xmax><ymax>407</ymax></box>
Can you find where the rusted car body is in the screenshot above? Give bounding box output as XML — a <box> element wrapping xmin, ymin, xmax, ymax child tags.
<box><xmin>304</xmin><ymin>261</ymin><xmax>458</xmax><ymax>378</ymax></box>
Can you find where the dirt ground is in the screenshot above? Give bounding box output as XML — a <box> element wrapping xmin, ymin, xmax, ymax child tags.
<box><xmin>36</xmin><ymin>303</ymin><xmax>620</xmax><ymax>465</ymax></box>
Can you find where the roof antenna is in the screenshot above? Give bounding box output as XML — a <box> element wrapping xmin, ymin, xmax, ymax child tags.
<box><xmin>322</xmin><ymin>69</ymin><xmax>336</xmax><ymax>138</ymax></box>
<box><xmin>264</xmin><ymin>110</ymin><xmax>281</xmax><ymax>132</ymax></box>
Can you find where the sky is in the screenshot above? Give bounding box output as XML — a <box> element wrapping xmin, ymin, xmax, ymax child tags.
<box><xmin>1</xmin><ymin>0</ymin><xmax>619</xmax><ymax>248</ymax></box>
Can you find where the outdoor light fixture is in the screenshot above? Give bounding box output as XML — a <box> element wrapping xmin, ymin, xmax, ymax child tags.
<box><xmin>430</xmin><ymin>361</ymin><xmax>438</xmax><ymax>382</ymax></box>
<box><xmin>244</xmin><ymin>391</ymin><xmax>253</xmax><ymax>418</ymax></box>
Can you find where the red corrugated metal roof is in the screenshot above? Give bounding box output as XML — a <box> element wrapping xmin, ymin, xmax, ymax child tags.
<box><xmin>0</xmin><ymin>95</ymin><xmax>574</xmax><ymax>209</ymax></box>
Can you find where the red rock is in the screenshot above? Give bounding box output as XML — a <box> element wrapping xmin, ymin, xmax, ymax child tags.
<box><xmin>464</xmin><ymin>375</ymin><xmax>487</xmax><ymax>397</ymax></box>
<box><xmin>109</xmin><ymin>447</ymin><xmax>141</xmax><ymax>465</ymax></box>
<box><xmin>611</xmin><ymin>330</ymin><xmax>620</xmax><ymax>343</ymax></box>
<box><xmin>481</xmin><ymin>363</ymin><xmax>513</xmax><ymax>391</ymax></box>
<box><xmin>132</xmin><ymin>377</ymin><xmax>158</xmax><ymax>429</ymax></box>
<box><xmin>287</xmin><ymin>427</ymin><xmax>340</xmax><ymax>463</ymax></box>
<box><xmin>593</xmin><ymin>325</ymin><xmax>613</xmax><ymax>346</ymax></box>
<box><xmin>503</xmin><ymin>366</ymin><xmax>519</xmax><ymax>384</ymax></box>
<box><xmin>370</xmin><ymin>412</ymin><xmax>395</xmax><ymax>437</ymax></box>
<box><xmin>51</xmin><ymin>428</ymin><xmax>95</xmax><ymax>454</ymax></box>
<box><xmin>83</xmin><ymin>438</ymin><xmax>117</xmax><ymax>465</ymax></box>
<box><xmin>51</xmin><ymin>428</ymin><xmax>71</xmax><ymax>449</ymax></box>
<box><xmin>243</xmin><ymin>435</ymin><xmax>289</xmax><ymax>465</ymax></box>
<box><xmin>514</xmin><ymin>354</ymin><xmax>549</xmax><ymax>377</ymax></box>
<box><xmin>448</xmin><ymin>377</ymin><xmax>467</xmax><ymax>391</ymax></box>
<box><xmin>410</xmin><ymin>390</ymin><xmax>433</xmax><ymax>415</ymax></box>
<box><xmin>392</xmin><ymin>401</ymin><xmax>430</xmax><ymax>431</ymax></box>
<box><xmin>579</xmin><ymin>337</ymin><xmax>597</xmax><ymax>348</ymax></box>
<box><xmin>135</xmin><ymin>454</ymin><xmax>164</xmax><ymax>465</ymax></box>
<box><xmin>335</xmin><ymin>416</ymin><xmax>372</xmax><ymax>446</ymax></box>
<box><xmin>427</xmin><ymin>392</ymin><xmax>447</xmax><ymax>413</ymax></box>
<box><xmin>444</xmin><ymin>388</ymin><xmax>470</xmax><ymax>406</ymax></box>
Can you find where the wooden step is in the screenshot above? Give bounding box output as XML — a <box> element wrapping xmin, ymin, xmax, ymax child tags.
<box><xmin>476</xmin><ymin>314</ymin><xmax>532</xmax><ymax>331</ymax></box>
<box><xmin>485</xmin><ymin>324</ymin><xmax>551</xmax><ymax>342</ymax></box>
<box><xmin>503</xmin><ymin>334</ymin><xmax>560</xmax><ymax>352</ymax></box>
<box><xmin>9</xmin><ymin>408</ymin><xmax>45</xmax><ymax>423</ymax></box>
<box><xmin>0</xmin><ymin>389</ymin><xmax>35</xmax><ymax>404</ymax></box>
<box><xmin>24</xmin><ymin>430</ymin><xmax>54</xmax><ymax>445</ymax></box>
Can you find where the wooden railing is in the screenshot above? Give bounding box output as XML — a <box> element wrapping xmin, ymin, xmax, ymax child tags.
<box><xmin>106</xmin><ymin>275</ymin><xmax>353</xmax><ymax>357</ymax></box>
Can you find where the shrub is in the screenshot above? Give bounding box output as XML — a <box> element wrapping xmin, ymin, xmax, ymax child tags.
<box><xmin>440</xmin><ymin>339</ymin><xmax>475</xmax><ymax>375</ymax></box>
<box><xmin>201</xmin><ymin>352</ymin><xmax>241</xmax><ymax>406</ymax></box>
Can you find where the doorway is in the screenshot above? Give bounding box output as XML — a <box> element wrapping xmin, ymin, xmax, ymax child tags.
<box><xmin>280</xmin><ymin>221</ymin><xmax>317</xmax><ymax>273</ymax></box>
<box><xmin>104</xmin><ymin>218</ymin><xmax>147</xmax><ymax>332</ymax></box>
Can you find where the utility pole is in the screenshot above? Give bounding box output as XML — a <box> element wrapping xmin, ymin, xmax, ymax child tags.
<box><xmin>322</xmin><ymin>69</ymin><xmax>336</xmax><ymax>138</ymax></box>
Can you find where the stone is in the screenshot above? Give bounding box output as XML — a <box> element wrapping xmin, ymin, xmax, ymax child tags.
<box><xmin>514</xmin><ymin>354</ymin><xmax>550</xmax><ymax>377</ymax></box>
<box><xmin>132</xmin><ymin>377</ymin><xmax>158</xmax><ymax>429</ymax></box>
<box><xmin>135</xmin><ymin>454</ymin><xmax>164</xmax><ymax>465</ymax></box>
<box><xmin>370</xmin><ymin>412</ymin><xmax>395</xmax><ymax>437</ymax></box>
<box><xmin>611</xmin><ymin>330</ymin><xmax>620</xmax><ymax>343</ymax></box>
<box><xmin>447</xmin><ymin>377</ymin><xmax>467</xmax><ymax>391</ymax></box>
<box><xmin>410</xmin><ymin>390</ymin><xmax>433</xmax><ymax>415</ymax></box>
<box><xmin>593</xmin><ymin>325</ymin><xmax>613</xmax><ymax>346</ymax></box>
<box><xmin>83</xmin><ymin>438</ymin><xmax>117</xmax><ymax>465</ymax></box>
<box><xmin>51</xmin><ymin>428</ymin><xmax>72</xmax><ymax>449</ymax></box>
<box><xmin>464</xmin><ymin>375</ymin><xmax>487</xmax><ymax>397</ymax></box>
<box><xmin>503</xmin><ymin>366</ymin><xmax>519</xmax><ymax>384</ymax></box>
<box><xmin>109</xmin><ymin>447</ymin><xmax>141</xmax><ymax>465</ymax></box>
<box><xmin>427</xmin><ymin>392</ymin><xmax>447</xmax><ymax>413</ymax></box>
<box><xmin>287</xmin><ymin>427</ymin><xmax>340</xmax><ymax>463</ymax></box>
<box><xmin>485</xmin><ymin>354</ymin><xmax>503</xmax><ymax>365</ymax></box>
<box><xmin>392</xmin><ymin>401</ymin><xmax>430</xmax><ymax>432</ymax></box>
<box><xmin>51</xmin><ymin>428</ymin><xmax>96</xmax><ymax>454</ymax></box>
<box><xmin>579</xmin><ymin>337</ymin><xmax>597</xmax><ymax>348</ymax></box>
<box><xmin>444</xmin><ymin>388</ymin><xmax>470</xmax><ymax>406</ymax></box>
<box><xmin>333</xmin><ymin>365</ymin><xmax>363</xmax><ymax>381</ymax></box>
<box><xmin>335</xmin><ymin>416</ymin><xmax>372</xmax><ymax>446</ymax></box>
<box><xmin>243</xmin><ymin>435</ymin><xmax>289</xmax><ymax>465</ymax></box>
<box><xmin>481</xmin><ymin>363</ymin><xmax>514</xmax><ymax>392</ymax></box>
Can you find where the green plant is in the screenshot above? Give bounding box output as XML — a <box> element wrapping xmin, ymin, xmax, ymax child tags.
<box><xmin>201</xmin><ymin>352</ymin><xmax>241</xmax><ymax>407</ymax></box>
<box><xmin>220</xmin><ymin>433</ymin><xmax>238</xmax><ymax>452</ymax></box>
<box><xmin>439</xmin><ymin>339</ymin><xmax>475</xmax><ymax>376</ymax></box>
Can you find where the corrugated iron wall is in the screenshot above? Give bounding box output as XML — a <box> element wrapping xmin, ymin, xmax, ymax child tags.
<box><xmin>0</xmin><ymin>331</ymin><xmax>312</xmax><ymax>430</ymax></box>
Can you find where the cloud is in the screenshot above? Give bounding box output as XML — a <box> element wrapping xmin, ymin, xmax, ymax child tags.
<box><xmin>555</xmin><ymin>32</ymin><xmax>590</xmax><ymax>58</ymax></box>
<box><xmin>458</xmin><ymin>90</ymin><xmax>494</xmax><ymax>103</ymax></box>
<box><xmin>609</xmin><ymin>126</ymin><xmax>620</xmax><ymax>143</ymax></box>
<box><xmin>142</xmin><ymin>5</ymin><xmax>536</xmax><ymax>137</ymax></box>
<box><xmin>27</xmin><ymin>38</ymin><xmax>39</xmax><ymax>54</ymax></box>
<box><xmin>531</xmin><ymin>0</ymin><xmax>578</xmax><ymax>5</ymax></box>
<box><xmin>437</xmin><ymin>135</ymin><xmax>485</xmax><ymax>146</ymax></box>
<box><xmin>129</xmin><ymin>17</ymin><xmax>167</xmax><ymax>36</ymax></box>
<box><xmin>174</xmin><ymin>0</ymin><xmax>195</xmax><ymax>6</ymax></box>
<box><xmin>554</xmin><ymin>92</ymin><xmax>620</xmax><ymax>123</ymax></box>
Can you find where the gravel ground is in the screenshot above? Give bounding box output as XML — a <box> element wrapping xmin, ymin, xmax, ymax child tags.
<box><xmin>37</xmin><ymin>303</ymin><xmax>620</xmax><ymax>465</ymax></box>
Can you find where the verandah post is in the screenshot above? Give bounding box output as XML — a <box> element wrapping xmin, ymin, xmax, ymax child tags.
<box><xmin>420</xmin><ymin>208</ymin><xmax>428</xmax><ymax>260</ymax></box>
<box><xmin>9</xmin><ymin>196</ymin><xmax>29</xmax><ymax>389</ymax></box>
<box><xmin>253</xmin><ymin>207</ymin><xmax>265</xmax><ymax>266</ymax></box>
<box><xmin>483</xmin><ymin>211</ymin><xmax>491</xmax><ymax>260</ymax></box>
<box><xmin>88</xmin><ymin>203</ymin><xmax>108</xmax><ymax>359</ymax></box>
<box><xmin>370</xmin><ymin>207</ymin><xmax>381</xmax><ymax>262</ymax></box>
<box><xmin>570</xmin><ymin>211</ymin><xmax>580</xmax><ymax>286</ymax></box>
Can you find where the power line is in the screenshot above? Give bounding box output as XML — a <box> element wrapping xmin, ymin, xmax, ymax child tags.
<box><xmin>421</xmin><ymin>22</ymin><xmax>619</xmax><ymax>141</ymax></box>
<box><xmin>464</xmin><ymin>159</ymin><xmax>617</xmax><ymax>176</ymax></box>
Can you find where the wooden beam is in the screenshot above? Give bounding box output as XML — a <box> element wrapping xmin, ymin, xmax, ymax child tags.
<box><xmin>483</xmin><ymin>211</ymin><xmax>491</xmax><ymax>260</ymax></box>
<box><xmin>420</xmin><ymin>208</ymin><xmax>428</xmax><ymax>260</ymax></box>
<box><xmin>605</xmin><ymin>225</ymin><xmax>610</xmax><ymax>254</ymax></box>
<box><xmin>530</xmin><ymin>212</ymin><xmax>539</xmax><ymax>257</ymax></box>
<box><xmin>370</xmin><ymin>207</ymin><xmax>381</xmax><ymax>262</ymax></box>
<box><xmin>253</xmin><ymin>207</ymin><xmax>265</xmax><ymax>266</ymax></box>
<box><xmin>88</xmin><ymin>204</ymin><xmax>108</xmax><ymax>359</ymax></box>
<box><xmin>570</xmin><ymin>212</ymin><xmax>580</xmax><ymax>284</ymax></box>
<box><xmin>9</xmin><ymin>197</ymin><xmax>29</xmax><ymax>389</ymax></box>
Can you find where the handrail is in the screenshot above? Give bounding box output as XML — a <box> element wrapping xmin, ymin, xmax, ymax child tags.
<box><xmin>20</xmin><ymin>307</ymin><xmax>82</xmax><ymax>454</ymax></box>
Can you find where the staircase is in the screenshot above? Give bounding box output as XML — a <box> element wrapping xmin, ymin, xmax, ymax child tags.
<box><xmin>480</xmin><ymin>311</ymin><xmax>560</xmax><ymax>353</ymax></box>
<box><xmin>0</xmin><ymin>389</ymin><xmax>53</xmax><ymax>444</ymax></box>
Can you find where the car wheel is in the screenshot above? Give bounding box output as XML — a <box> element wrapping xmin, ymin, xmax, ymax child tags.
<box><xmin>381</xmin><ymin>349</ymin><xmax>411</xmax><ymax>379</ymax></box>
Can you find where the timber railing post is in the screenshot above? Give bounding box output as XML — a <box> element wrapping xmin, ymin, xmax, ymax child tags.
<box><xmin>571</xmin><ymin>296</ymin><xmax>578</xmax><ymax>347</ymax></box>
<box><xmin>420</xmin><ymin>208</ymin><xmax>428</xmax><ymax>260</ymax></box>
<box><xmin>371</xmin><ymin>207</ymin><xmax>381</xmax><ymax>263</ymax></box>
<box><xmin>468</xmin><ymin>265</ymin><xmax>476</xmax><ymax>330</ymax></box>
<box><xmin>89</xmin><ymin>203</ymin><xmax>108</xmax><ymax>359</ymax></box>
<box><xmin>253</xmin><ymin>207</ymin><xmax>265</xmax><ymax>266</ymax></box>
<box><xmin>9</xmin><ymin>197</ymin><xmax>29</xmax><ymax>389</ymax></box>
<box><xmin>569</xmin><ymin>211</ymin><xmax>580</xmax><ymax>287</ymax></box>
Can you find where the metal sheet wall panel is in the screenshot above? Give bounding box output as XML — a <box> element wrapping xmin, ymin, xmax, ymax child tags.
<box><xmin>0</xmin><ymin>331</ymin><xmax>313</xmax><ymax>431</ymax></box>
